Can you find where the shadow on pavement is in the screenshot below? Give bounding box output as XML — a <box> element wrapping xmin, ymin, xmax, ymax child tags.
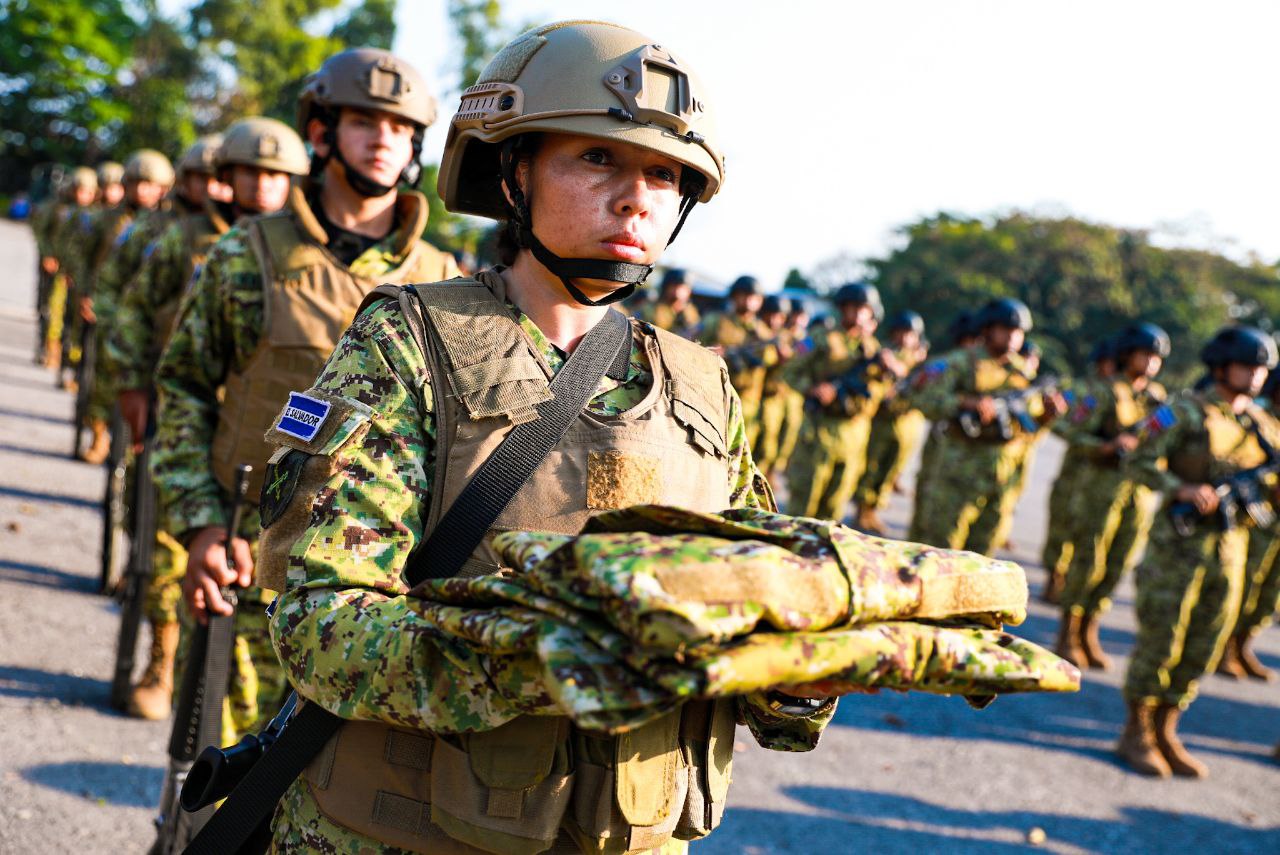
<box><xmin>0</xmin><ymin>404</ymin><xmax>69</xmax><ymax>426</ymax></box>
<box><xmin>0</xmin><ymin>484</ymin><xmax>100</xmax><ymax>510</ymax></box>
<box><xmin>700</xmin><ymin>787</ymin><xmax>1280</xmax><ymax>854</ymax></box>
<box><xmin>0</xmin><ymin>441</ymin><xmax>77</xmax><ymax>462</ymax></box>
<box><xmin>0</xmin><ymin>664</ymin><xmax>109</xmax><ymax>707</ymax></box>
<box><xmin>0</xmin><ymin>558</ymin><xmax>97</xmax><ymax>593</ymax></box>
<box><xmin>0</xmin><ymin>369</ymin><xmax>62</xmax><ymax>394</ymax></box>
<box><xmin>22</xmin><ymin>761</ymin><xmax>163</xmax><ymax>809</ymax></box>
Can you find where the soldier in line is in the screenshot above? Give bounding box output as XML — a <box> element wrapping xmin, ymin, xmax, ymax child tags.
<box><xmin>97</xmin><ymin>160</ymin><xmax>125</xmax><ymax>208</ymax></box>
<box><xmin>32</xmin><ymin>168</ymin><xmax>96</xmax><ymax>370</ymax></box>
<box><xmin>993</xmin><ymin>337</ymin><xmax>1046</xmax><ymax>552</ymax></box>
<box><xmin>911</xmin><ymin>310</ymin><xmax>981</xmax><ymax>505</ymax></box>
<box><xmin>634</xmin><ymin>266</ymin><xmax>700</xmax><ymax>337</ymax></box>
<box><xmin>753</xmin><ymin>294</ymin><xmax>800</xmax><ymax>479</ymax></box>
<box><xmin>784</xmin><ymin>283</ymin><xmax>904</xmax><ymax>521</ymax></box>
<box><xmin>156</xmin><ymin>49</ymin><xmax>456</xmax><ymax>745</ymax></box>
<box><xmin>769</xmin><ymin>301</ymin><xmax>812</xmax><ymax>480</ymax></box>
<box><xmin>1218</xmin><ymin>368</ymin><xmax>1280</xmax><ymax>681</ymax></box>
<box><xmin>70</xmin><ymin>150</ymin><xmax>175</xmax><ymax>463</ymax></box>
<box><xmin>852</xmin><ymin>309</ymin><xmax>928</xmax><ymax>535</ymax></box>
<box><xmin>1042</xmin><ymin>338</ymin><xmax>1118</xmax><ymax>603</ymax></box>
<box><xmin>1054</xmin><ymin>323</ymin><xmax>1170</xmax><ymax>671</ymax></box>
<box><xmin>103</xmin><ymin>133</ymin><xmax>237</xmax><ymax>720</ymax></box>
<box><xmin>1118</xmin><ymin>326</ymin><xmax>1280</xmax><ymax>778</ymax></box>
<box><xmin>248</xmin><ymin>21</ymin><xmax>841</xmax><ymax>851</ymax></box>
<box><xmin>700</xmin><ymin>274</ymin><xmax>771</xmax><ymax>442</ymax></box>
<box><xmin>909</xmin><ymin>298</ymin><xmax>1066</xmax><ymax>554</ymax></box>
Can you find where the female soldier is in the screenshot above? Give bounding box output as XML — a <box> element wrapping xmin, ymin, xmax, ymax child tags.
<box><xmin>256</xmin><ymin>21</ymin><xmax>837</xmax><ymax>853</ymax></box>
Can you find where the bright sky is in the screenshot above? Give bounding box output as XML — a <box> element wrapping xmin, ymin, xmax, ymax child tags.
<box><xmin>396</xmin><ymin>1</ymin><xmax>1280</xmax><ymax>288</ymax></box>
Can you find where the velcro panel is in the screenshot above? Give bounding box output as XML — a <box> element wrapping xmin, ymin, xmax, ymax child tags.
<box><xmin>372</xmin><ymin>790</ymin><xmax>431</xmax><ymax>836</ymax></box>
<box><xmin>385</xmin><ymin>729</ymin><xmax>434</xmax><ymax>771</ymax></box>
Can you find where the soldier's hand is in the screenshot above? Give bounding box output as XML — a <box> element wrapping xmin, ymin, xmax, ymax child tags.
<box><xmin>1042</xmin><ymin>391</ymin><xmax>1068</xmax><ymax>419</ymax></box>
<box><xmin>78</xmin><ymin>296</ymin><xmax>95</xmax><ymax>324</ymax></box>
<box><xmin>879</xmin><ymin>350</ymin><xmax>907</xmax><ymax>379</ymax></box>
<box><xmin>812</xmin><ymin>382</ymin><xmax>838</xmax><ymax>406</ymax></box>
<box><xmin>1112</xmin><ymin>433</ymin><xmax>1140</xmax><ymax>455</ymax></box>
<box><xmin>41</xmin><ymin>256</ymin><xmax>58</xmax><ymax>274</ymax></box>
<box><xmin>118</xmin><ymin>389</ymin><xmax>148</xmax><ymax>453</ymax></box>
<box><xmin>184</xmin><ymin>525</ymin><xmax>254</xmax><ymax>624</ymax></box>
<box><xmin>975</xmin><ymin>396</ymin><xmax>998</xmax><ymax>424</ymax></box>
<box><xmin>1175</xmin><ymin>484</ymin><xmax>1218</xmax><ymax>514</ymax></box>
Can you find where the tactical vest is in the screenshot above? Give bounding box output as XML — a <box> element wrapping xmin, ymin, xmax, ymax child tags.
<box><xmin>1167</xmin><ymin>392</ymin><xmax>1269</xmax><ymax>485</ymax></box>
<box><xmin>152</xmin><ymin>208</ymin><xmax>229</xmax><ymax>356</ymax></box>
<box><xmin>210</xmin><ymin>192</ymin><xmax>453</xmax><ymax>501</ymax></box>
<box><xmin>949</xmin><ymin>350</ymin><xmax>1033</xmax><ymax>442</ymax></box>
<box><xmin>303</xmin><ymin>275</ymin><xmax>739</xmax><ymax>855</ymax></box>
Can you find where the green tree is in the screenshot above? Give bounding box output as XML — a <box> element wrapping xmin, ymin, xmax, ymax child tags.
<box><xmin>782</xmin><ymin>267</ymin><xmax>813</xmax><ymax>291</ymax></box>
<box><xmin>330</xmin><ymin>0</ymin><xmax>396</xmax><ymax>50</ymax></box>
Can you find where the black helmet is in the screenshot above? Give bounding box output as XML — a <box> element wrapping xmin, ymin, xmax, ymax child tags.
<box><xmin>728</xmin><ymin>275</ymin><xmax>760</xmax><ymax>297</ymax></box>
<box><xmin>947</xmin><ymin>310</ymin><xmax>979</xmax><ymax>345</ymax></box>
<box><xmin>833</xmin><ymin>282</ymin><xmax>884</xmax><ymax>320</ymax></box>
<box><xmin>1114</xmin><ymin>322</ymin><xmax>1171</xmax><ymax>359</ymax></box>
<box><xmin>1020</xmin><ymin>339</ymin><xmax>1041</xmax><ymax>358</ymax></box>
<box><xmin>1088</xmin><ymin>338</ymin><xmax>1118</xmax><ymax>365</ymax></box>
<box><xmin>660</xmin><ymin>267</ymin><xmax>690</xmax><ymax>290</ymax></box>
<box><xmin>761</xmin><ymin>294</ymin><xmax>792</xmax><ymax>316</ymax></box>
<box><xmin>887</xmin><ymin>309</ymin><xmax>924</xmax><ymax>335</ymax></box>
<box><xmin>1201</xmin><ymin>326</ymin><xmax>1278</xmax><ymax>369</ymax></box>
<box><xmin>977</xmin><ymin>297</ymin><xmax>1033</xmax><ymax>331</ymax></box>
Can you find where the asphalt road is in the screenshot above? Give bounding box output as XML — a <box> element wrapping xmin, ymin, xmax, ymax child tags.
<box><xmin>0</xmin><ymin>217</ymin><xmax>1277</xmax><ymax>854</ymax></box>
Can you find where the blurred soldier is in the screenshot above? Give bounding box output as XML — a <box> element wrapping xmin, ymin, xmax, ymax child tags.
<box><xmin>994</xmin><ymin>337</ymin><xmax>1046</xmax><ymax>551</ymax></box>
<box><xmin>71</xmin><ymin>149</ymin><xmax>174</xmax><ymax>463</ymax></box>
<box><xmin>98</xmin><ymin>160</ymin><xmax>125</xmax><ymax>208</ymax></box>
<box><xmin>1218</xmin><ymin>368</ymin><xmax>1280</xmax><ymax>681</ymax></box>
<box><xmin>701</xmin><ymin>275</ymin><xmax>771</xmax><ymax>440</ymax></box>
<box><xmin>1054</xmin><ymin>323</ymin><xmax>1170</xmax><ymax>670</ymax></box>
<box><xmin>635</xmin><ymin>266</ymin><xmax>699</xmax><ymax>337</ymax></box>
<box><xmin>770</xmin><ymin>302</ymin><xmax>812</xmax><ymax>479</ymax></box>
<box><xmin>249</xmin><ymin>22</ymin><xmax>834</xmax><ymax>851</ymax></box>
<box><xmin>1120</xmin><ymin>326</ymin><xmax>1280</xmax><ymax>778</ymax></box>
<box><xmin>32</xmin><ymin>168</ymin><xmax>96</xmax><ymax>368</ymax></box>
<box><xmin>104</xmin><ymin>133</ymin><xmax>240</xmax><ymax>720</ymax></box>
<box><xmin>754</xmin><ymin>293</ymin><xmax>800</xmax><ymax>478</ymax></box>
<box><xmin>1042</xmin><ymin>338</ymin><xmax>1118</xmax><ymax>602</ymax></box>
<box><xmin>853</xmin><ymin>310</ymin><xmax>928</xmax><ymax>534</ymax></box>
<box><xmin>784</xmin><ymin>283</ymin><xmax>904</xmax><ymax>520</ymax></box>
<box><xmin>911</xmin><ymin>309</ymin><xmax>981</xmax><ymax>505</ymax></box>
<box><xmin>909</xmin><ymin>298</ymin><xmax>1065</xmax><ymax>554</ymax></box>
<box><xmin>155</xmin><ymin>48</ymin><xmax>457</xmax><ymax>744</ymax></box>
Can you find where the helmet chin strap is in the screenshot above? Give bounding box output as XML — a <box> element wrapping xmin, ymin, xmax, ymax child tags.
<box><xmin>313</xmin><ymin>120</ymin><xmax>424</xmax><ymax>199</ymax></box>
<box><xmin>499</xmin><ymin>140</ymin><xmax>699</xmax><ymax>308</ymax></box>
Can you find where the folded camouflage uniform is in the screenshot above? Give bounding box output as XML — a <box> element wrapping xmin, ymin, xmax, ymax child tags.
<box><xmin>412</xmin><ymin>506</ymin><xmax>1078</xmax><ymax>732</ymax></box>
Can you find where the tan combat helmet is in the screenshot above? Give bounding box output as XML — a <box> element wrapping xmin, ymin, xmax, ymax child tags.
<box><xmin>215</xmin><ymin>117</ymin><xmax>310</xmax><ymax>176</ymax></box>
<box><xmin>176</xmin><ymin>134</ymin><xmax>224</xmax><ymax>179</ymax></box>
<box><xmin>296</xmin><ymin>47</ymin><xmax>437</xmax><ymax>193</ymax></box>
<box><xmin>97</xmin><ymin>161</ymin><xmax>125</xmax><ymax>186</ymax></box>
<box><xmin>124</xmin><ymin>149</ymin><xmax>176</xmax><ymax>186</ymax></box>
<box><xmin>70</xmin><ymin>167</ymin><xmax>99</xmax><ymax>192</ymax></box>
<box><xmin>437</xmin><ymin>20</ymin><xmax>724</xmax><ymax>306</ymax></box>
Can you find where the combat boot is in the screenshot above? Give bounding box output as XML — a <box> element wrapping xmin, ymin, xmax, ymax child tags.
<box><xmin>80</xmin><ymin>419</ymin><xmax>111</xmax><ymax>465</ymax></box>
<box><xmin>856</xmin><ymin>505</ymin><xmax>886</xmax><ymax>536</ymax></box>
<box><xmin>1154</xmin><ymin>703</ymin><xmax>1207</xmax><ymax>778</ymax></box>
<box><xmin>127</xmin><ymin>621</ymin><xmax>178</xmax><ymax>720</ymax></box>
<box><xmin>1215</xmin><ymin>635</ymin><xmax>1246</xmax><ymax>679</ymax></box>
<box><xmin>1053</xmin><ymin>611</ymin><xmax>1087</xmax><ymax>669</ymax></box>
<box><xmin>43</xmin><ymin>338</ymin><xmax>61</xmax><ymax>371</ymax></box>
<box><xmin>1079</xmin><ymin>612</ymin><xmax>1112</xmax><ymax>671</ymax></box>
<box><xmin>1235</xmin><ymin>633</ymin><xmax>1274</xmax><ymax>681</ymax></box>
<box><xmin>1041</xmin><ymin>572</ymin><xmax>1063</xmax><ymax>605</ymax></box>
<box><xmin>1116</xmin><ymin>700</ymin><xmax>1171</xmax><ymax>777</ymax></box>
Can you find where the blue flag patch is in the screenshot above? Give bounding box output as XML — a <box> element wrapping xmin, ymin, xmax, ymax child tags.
<box><xmin>276</xmin><ymin>392</ymin><xmax>331</xmax><ymax>442</ymax></box>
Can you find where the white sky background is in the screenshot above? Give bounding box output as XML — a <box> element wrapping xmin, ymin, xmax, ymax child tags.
<box><xmin>393</xmin><ymin>0</ymin><xmax>1280</xmax><ymax>288</ymax></box>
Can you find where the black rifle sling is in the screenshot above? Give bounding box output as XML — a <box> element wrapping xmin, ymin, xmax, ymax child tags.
<box><xmin>184</xmin><ymin>302</ymin><xmax>632</xmax><ymax>855</ymax></box>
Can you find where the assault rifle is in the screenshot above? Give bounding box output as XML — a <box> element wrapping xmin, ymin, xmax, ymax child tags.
<box><xmin>151</xmin><ymin>463</ymin><xmax>251</xmax><ymax>854</ymax></box>
<box><xmin>957</xmin><ymin>374</ymin><xmax>1061</xmax><ymax>441</ymax></box>
<box><xmin>100</xmin><ymin>404</ymin><xmax>131</xmax><ymax>594</ymax></box>
<box><xmin>1169</xmin><ymin>457</ymin><xmax>1280</xmax><ymax>537</ymax></box>
<box><xmin>71</xmin><ymin>320</ymin><xmax>96</xmax><ymax>459</ymax></box>
<box><xmin>109</xmin><ymin>406</ymin><xmax>151</xmax><ymax>711</ymax></box>
<box><xmin>721</xmin><ymin>337</ymin><xmax>775</xmax><ymax>374</ymax></box>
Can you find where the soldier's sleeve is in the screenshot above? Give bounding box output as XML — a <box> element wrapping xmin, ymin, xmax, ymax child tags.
<box><xmin>262</xmin><ymin>300</ymin><xmax>543</xmax><ymax>733</ymax></box>
<box><xmin>107</xmin><ymin>229</ymin><xmax>173</xmax><ymax>391</ymax></box>
<box><xmin>1126</xmin><ymin>397</ymin><xmax>1191</xmax><ymax>493</ymax></box>
<box><xmin>724</xmin><ymin>374</ymin><xmax>775</xmax><ymax>510</ymax></box>
<box><xmin>1053</xmin><ymin>382</ymin><xmax>1108</xmax><ymax>453</ymax></box>
<box><xmin>780</xmin><ymin>333</ymin><xmax>824</xmax><ymax>392</ymax></box>
<box><xmin>912</xmin><ymin>353</ymin><xmax>966</xmax><ymax>422</ymax></box>
<box><xmin>152</xmin><ymin>240</ymin><xmax>242</xmax><ymax>537</ymax></box>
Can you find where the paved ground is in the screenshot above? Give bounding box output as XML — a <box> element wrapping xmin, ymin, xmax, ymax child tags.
<box><xmin>0</xmin><ymin>217</ymin><xmax>1277</xmax><ymax>853</ymax></box>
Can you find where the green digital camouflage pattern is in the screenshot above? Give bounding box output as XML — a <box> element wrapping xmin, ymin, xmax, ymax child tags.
<box><xmin>699</xmin><ymin>310</ymin><xmax>774</xmax><ymax>435</ymax></box>
<box><xmin>1124</xmin><ymin>388</ymin><xmax>1280</xmax><ymax>706</ymax></box>
<box><xmin>753</xmin><ymin>328</ymin><xmax>801</xmax><ymax>478</ymax></box>
<box><xmin>1235</xmin><ymin>524</ymin><xmax>1280</xmax><ymax>638</ymax></box>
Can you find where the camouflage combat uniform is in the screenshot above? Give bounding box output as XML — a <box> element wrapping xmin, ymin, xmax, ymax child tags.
<box><xmin>853</xmin><ymin>344</ymin><xmax>927</xmax><ymax>516</ymax></box>
<box><xmin>31</xmin><ymin>197</ymin><xmax>67</xmax><ymax>354</ymax></box>
<box><xmin>1057</xmin><ymin>376</ymin><xmax>1168</xmax><ymax>616</ymax></box>
<box><xmin>909</xmin><ymin>347</ymin><xmax>1042</xmax><ymax>555</ymax></box>
<box><xmin>154</xmin><ymin>189</ymin><xmax>458</xmax><ymax>744</ymax></box>
<box><xmin>700</xmin><ymin>310</ymin><xmax>774</xmax><ymax>443</ymax></box>
<box><xmin>782</xmin><ymin>327</ymin><xmax>888</xmax><ymax>521</ymax></box>
<box><xmin>753</xmin><ymin>326</ymin><xmax>802</xmax><ymax>478</ymax></box>
<box><xmin>1123</xmin><ymin>388</ymin><xmax>1280</xmax><ymax>708</ymax></box>
<box><xmin>256</xmin><ymin>272</ymin><xmax>835</xmax><ymax>854</ymax></box>
<box><xmin>634</xmin><ymin>298</ymin><xmax>700</xmax><ymax>339</ymax></box>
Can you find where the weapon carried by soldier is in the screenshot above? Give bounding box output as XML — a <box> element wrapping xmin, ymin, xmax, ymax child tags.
<box><xmin>108</xmin><ymin>405</ymin><xmax>153</xmax><ymax>711</ymax></box>
<box><xmin>1169</xmin><ymin>453</ymin><xmax>1280</xmax><ymax>536</ymax></box>
<box><xmin>814</xmin><ymin>347</ymin><xmax>905</xmax><ymax>413</ymax></box>
<box><xmin>99</xmin><ymin>405</ymin><xmax>131</xmax><ymax>593</ymax></box>
<box><xmin>151</xmin><ymin>463</ymin><xmax>251</xmax><ymax>854</ymax></box>
<box><xmin>957</xmin><ymin>373</ymin><xmax>1062</xmax><ymax>441</ymax></box>
<box><xmin>71</xmin><ymin>319</ymin><xmax>97</xmax><ymax>459</ymax></box>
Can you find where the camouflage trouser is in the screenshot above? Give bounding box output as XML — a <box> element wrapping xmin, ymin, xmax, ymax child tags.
<box><xmin>784</xmin><ymin>412</ymin><xmax>873</xmax><ymax>521</ymax></box>
<box><xmin>908</xmin><ymin>433</ymin><xmax>1019</xmax><ymax>556</ymax></box>
<box><xmin>753</xmin><ymin>388</ymin><xmax>791</xmax><ymax>477</ymax></box>
<box><xmin>1234</xmin><ymin>527</ymin><xmax>1280</xmax><ymax>638</ymax></box>
<box><xmin>1124</xmin><ymin>518</ymin><xmax>1246</xmax><ymax>707</ymax></box>
<box><xmin>1041</xmin><ymin>455</ymin><xmax>1082</xmax><ymax>584</ymax></box>
<box><xmin>44</xmin><ymin>273</ymin><xmax>68</xmax><ymax>356</ymax></box>
<box><xmin>912</xmin><ymin>425</ymin><xmax>942</xmax><ymax>503</ymax></box>
<box><xmin>854</xmin><ymin>409</ymin><xmax>925</xmax><ymax>512</ymax></box>
<box><xmin>992</xmin><ymin>436</ymin><xmax>1037</xmax><ymax>549</ymax></box>
<box><xmin>1061</xmin><ymin>473</ymin><xmax>1156</xmax><ymax>615</ymax></box>
<box><xmin>144</xmin><ymin>529</ymin><xmax>188</xmax><ymax>626</ymax></box>
<box><xmin>774</xmin><ymin>388</ymin><xmax>805</xmax><ymax>477</ymax></box>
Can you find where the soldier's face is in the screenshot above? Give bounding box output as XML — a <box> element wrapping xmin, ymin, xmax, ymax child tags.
<box><xmin>1127</xmin><ymin>350</ymin><xmax>1162</xmax><ymax>378</ymax></box>
<box><xmin>733</xmin><ymin>293</ymin><xmax>763</xmax><ymax>315</ymax></box>
<box><xmin>985</xmin><ymin>324</ymin><xmax>1021</xmax><ymax>355</ymax></box>
<box><xmin>181</xmin><ymin>173</ymin><xmax>215</xmax><ymax>206</ymax></box>
<box><xmin>763</xmin><ymin>310</ymin><xmax>786</xmax><ymax>330</ymax></box>
<box><xmin>840</xmin><ymin>303</ymin><xmax>874</xmax><ymax>334</ymax></box>
<box><xmin>73</xmin><ymin>186</ymin><xmax>95</xmax><ymax>207</ymax></box>
<box><xmin>129</xmin><ymin>179</ymin><xmax>167</xmax><ymax>209</ymax></box>
<box><xmin>326</xmin><ymin>107</ymin><xmax>417</xmax><ymax>191</ymax></box>
<box><xmin>102</xmin><ymin>183</ymin><xmax>124</xmax><ymax>206</ymax></box>
<box><xmin>518</xmin><ymin>132</ymin><xmax>684</xmax><ymax>302</ymax></box>
<box><xmin>1223</xmin><ymin>363</ymin><xmax>1267</xmax><ymax>396</ymax></box>
<box><xmin>230</xmin><ymin>165</ymin><xmax>291</xmax><ymax>214</ymax></box>
<box><xmin>893</xmin><ymin>329</ymin><xmax>919</xmax><ymax>350</ymax></box>
<box><xmin>665</xmin><ymin>283</ymin><xmax>691</xmax><ymax>306</ymax></box>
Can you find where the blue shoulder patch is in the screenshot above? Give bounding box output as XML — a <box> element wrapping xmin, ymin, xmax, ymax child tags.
<box><xmin>142</xmin><ymin>240</ymin><xmax>159</xmax><ymax>261</ymax></box>
<box><xmin>275</xmin><ymin>392</ymin><xmax>331</xmax><ymax>443</ymax></box>
<box><xmin>113</xmin><ymin>222</ymin><xmax>135</xmax><ymax>248</ymax></box>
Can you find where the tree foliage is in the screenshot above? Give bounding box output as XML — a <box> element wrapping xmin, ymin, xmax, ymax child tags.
<box><xmin>867</xmin><ymin>212</ymin><xmax>1280</xmax><ymax>386</ymax></box>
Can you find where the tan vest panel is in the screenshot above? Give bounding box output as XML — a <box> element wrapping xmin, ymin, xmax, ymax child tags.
<box><xmin>305</xmin><ymin>277</ymin><xmax>738</xmax><ymax>854</ymax></box>
<box><xmin>210</xmin><ymin>211</ymin><xmax>454</xmax><ymax>500</ymax></box>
